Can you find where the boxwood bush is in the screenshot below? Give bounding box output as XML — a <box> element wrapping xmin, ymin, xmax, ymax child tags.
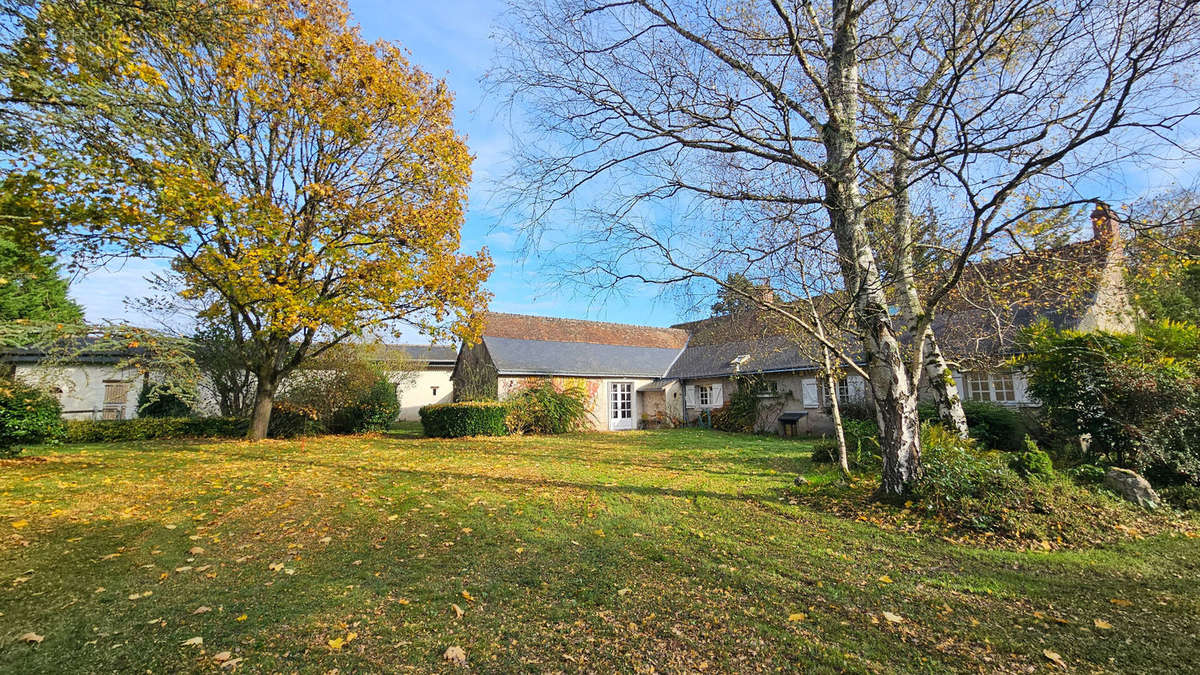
<box><xmin>65</xmin><ymin>416</ymin><xmax>248</xmax><ymax>443</ymax></box>
<box><xmin>1</xmin><ymin>379</ymin><xmax>65</xmax><ymax>457</ymax></box>
<box><xmin>327</xmin><ymin>377</ymin><xmax>400</xmax><ymax>433</ymax></box>
<box><xmin>918</xmin><ymin>400</ymin><xmax>1028</xmax><ymax>452</ymax></box>
<box><xmin>420</xmin><ymin>401</ymin><xmax>509</xmax><ymax>438</ymax></box>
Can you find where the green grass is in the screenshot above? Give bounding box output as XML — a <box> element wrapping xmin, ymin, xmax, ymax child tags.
<box><xmin>1</xmin><ymin>429</ymin><xmax>1197</xmax><ymax>673</ymax></box>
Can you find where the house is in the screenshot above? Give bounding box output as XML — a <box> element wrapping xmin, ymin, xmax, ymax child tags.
<box><xmin>451</xmin><ymin>313</ymin><xmax>689</xmax><ymax>430</ymax></box>
<box><xmin>451</xmin><ymin>206</ymin><xmax>1135</xmax><ymax>434</ymax></box>
<box><xmin>1</xmin><ymin>341</ymin><xmax>458</xmax><ymax>422</ymax></box>
<box><xmin>377</xmin><ymin>344</ymin><xmax>457</xmax><ymax>421</ymax></box>
<box><xmin>1</xmin><ymin>339</ymin><xmax>145</xmax><ymax>420</ymax></box>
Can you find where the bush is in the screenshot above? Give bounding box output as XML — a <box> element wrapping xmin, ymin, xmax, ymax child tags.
<box><xmin>64</xmin><ymin>416</ymin><xmax>248</xmax><ymax>443</ymax></box>
<box><xmin>267</xmin><ymin>402</ymin><xmax>323</xmax><ymax>438</ymax></box>
<box><xmin>1009</xmin><ymin>436</ymin><xmax>1054</xmax><ymax>481</ymax></box>
<box><xmin>841</xmin><ymin>419</ymin><xmax>881</xmax><ymax>469</ymax></box>
<box><xmin>1161</xmin><ymin>485</ymin><xmax>1200</xmax><ymax>511</ymax></box>
<box><xmin>912</xmin><ymin>423</ymin><xmax>1024</xmax><ymax>531</ymax></box>
<box><xmin>710</xmin><ymin>382</ymin><xmax>760</xmax><ymax>433</ymax></box>
<box><xmin>420</xmin><ymin>401</ymin><xmax>509</xmax><ymax>438</ymax></box>
<box><xmin>136</xmin><ymin>382</ymin><xmax>192</xmax><ymax>418</ymax></box>
<box><xmin>327</xmin><ymin>377</ymin><xmax>399</xmax><ymax>433</ymax></box>
<box><xmin>0</xmin><ymin>379</ymin><xmax>64</xmax><ymax>457</ymax></box>
<box><xmin>1019</xmin><ymin>321</ymin><xmax>1200</xmax><ymax>484</ymax></box>
<box><xmin>810</xmin><ymin>438</ymin><xmax>837</xmax><ymax>463</ymax></box>
<box><xmin>504</xmin><ymin>379</ymin><xmax>591</xmax><ymax>435</ymax></box>
<box><xmin>918</xmin><ymin>400</ymin><xmax>1029</xmax><ymax>452</ymax></box>
<box><xmin>1068</xmin><ymin>463</ymin><xmax>1107</xmax><ymax>485</ymax></box>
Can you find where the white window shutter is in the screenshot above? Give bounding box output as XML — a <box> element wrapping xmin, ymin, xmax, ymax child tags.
<box><xmin>850</xmin><ymin>375</ymin><xmax>866</xmax><ymax>400</ymax></box>
<box><xmin>685</xmin><ymin>385</ymin><xmax>697</xmax><ymax>408</ymax></box>
<box><xmin>711</xmin><ymin>383</ymin><xmax>723</xmax><ymax>407</ymax></box>
<box><xmin>1013</xmin><ymin>370</ymin><xmax>1030</xmax><ymax>404</ymax></box>
<box><xmin>802</xmin><ymin>378</ymin><xmax>819</xmax><ymax>408</ymax></box>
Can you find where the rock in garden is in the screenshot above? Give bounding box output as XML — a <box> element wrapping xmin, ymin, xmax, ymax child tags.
<box><xmin>1104</xmin><ymin>468</ymin><xmax>1160</xmax><ymax>509</ymax></box>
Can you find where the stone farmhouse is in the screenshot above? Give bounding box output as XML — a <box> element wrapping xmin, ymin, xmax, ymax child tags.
<box><xmin>452</xmin><ymin>207</ymin><xmax>1135</xmax><ymax>434</ymax></box>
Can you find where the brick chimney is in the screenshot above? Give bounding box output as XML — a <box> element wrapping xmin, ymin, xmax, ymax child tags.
<box><xmin>1090</xmin><ymin>202</ymin><xmax>1122</xmax><ymax>251</ymax></box>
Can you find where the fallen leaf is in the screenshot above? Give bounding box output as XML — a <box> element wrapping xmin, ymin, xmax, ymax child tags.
<box><xmin>451</xmin><ymin>603</ymin><xmax>465</xmax><ymax>618</ymax></box>
<box><xmin>192</xmin><ymin>606</ymin><xmax>212</xmax><ymax>615</ymax></box>
<box><xmin>788</xmin><ymin>612</ymin><xmax>807</xmax><ymax>622</ymax></box>
<box><xmin>397</xmin><ymin>598</ymin><xmax>410</xmax><ymax>605</ymax></box>
<box><xmin>877</xmin><ymin>575</ymin><xmax>893</xmax><ymax>584</ymax></box>
<box><xmin>1110</xmin><ymin>598</ymin><xmax>1132</xmax><ymax>607</ymax></box>
<box><xmin>460</xmin><ymin>590</ymin><xmax>475</xmax><ymax>603</ymax></box>
<box><xmin>327</xmin><ymin>637</ymin><xmax>344</xmax><ymax>650</ymax></box>
<box><xmin>11</xmin><ymin>520</ymin><xmax>28</xmax><ymax>529</ymax></box>
<box><xmin>175</xmin><ymin>566</ymin><xmax>193</xmax><ymax>573</ymax></box>
<box><xmin>882</xmin><ymin>611</ymin><xmax>904</xmax><ymax>624</ymax></box>
<box><xmin>220</xmin><ymin>657</ymin><xmax>243</xmax><ymax>670</ymax></box>
<box><xmin>1094</xmin><ymin>618</ymin><xmax>1113</xmax><ymax>630</ymax></box>
<box><xmin>617</xmin><ymin>588</ymin><xmax>632</xmax><ymax>596</ymax></box>
<box><xmin>17</xmin><ymin>632</ymin><xmax>43</xmax><ymax>644</ymax></box>
<box><xmin>181</xmin><ymin>636</ymin><xmax>203</xmax><ymax>647</ymax></box>
<box><xmin>213</xmin><ymin>651</ymin><xmax>232</xmax><ymax>662</ymax></box>
<box><xmin>235</xmin><ymin>614</ymin><xmax>247</xmax><ymax>622</ymax></box>
<box><xmin>128</xmin><ymin>591</ymin><xmax>152</xmax><ymax>600</ymax></box>
<box><xmin>189</xmin><ymin>547</ymin><xmax>205</xmax><ymax>555</ymax></box>
<box><xmin>94</xmin><ymin>587</ymin><xmax>105</xmax><ymax>594</ymax></box>
<box><xmin>444</xmin><ymin>645</ymin><xmax>467</xmax><ymax>666</ymax></box>
<box><xmin>268</xmin><ymin>562</ymin><xmax>284</xmax><ymax>572</ymax></box>
<box><xmin>319</xmin><ymin>536</ymin><xmax>331</xmax><ymax>544</ymax></box>
<box><xmin>1043</xmin><ymin>649</ymin><xmax>1067</xmax><ymax>669</ymax></box>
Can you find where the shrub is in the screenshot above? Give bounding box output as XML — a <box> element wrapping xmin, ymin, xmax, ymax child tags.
<box><xmin>1068</xmin><ymin>463</ymin><xmax>1107</xmax><ymax>485</ymax></box>
<box><xmin>267</xmin><ymin>402</ymin><xmax>323</xmax><ymax>438</ymax></box>
<box><xmin>420</xmin><ymin>401</ymin><xmax>509</xmax><ymax>438</ymax></box>
<box><xmin>1009</xmin><ymin>436</ymin><xmax>1054</xmax><ymax>480</ymax></box>
<box><xmin>919</xmin><ymin>400</ymin><xmax>1029</xmax><ymax>452</ymax></box>
<box><xmin>960</xmin><ymin>400</ymin><xmax>1027</xmax><ymax>452</ymax></box>
<box><xmin>1161</xmin><ymin>485</ymin><xmax>1200</xmax><ymax>511</ymax></box>
<box><xmin>709</xmin><ymin>380</ymin><xmax>762</xmax><ymax>433</ymax></box>
<box><xmin>912</xmin><ymin>423</ymin><xmax>1023</xmax><ymax>531</ymax></box>
<box><xmin>841</xmin><ymin>419</ymin><xmax>882</xmax><ymax>469</ymax></box>
<box><xmin>64</xmin><ymin>416</ymin><xmax>248</xmax><ymax>443</ymax></box>
<box><xmin>0</xmin><ymin>379</ymin><xmax>64</xmax><ymax>457</ymax></box>
<box><xmin>136</xmin><ymin>382</ymin><xmax>193</xmax><ymax>418</ymax></box>
<box><xmin>1019</xmin><ymin>321</ymin><xmax>1200</xmax><ymax>484</ymax></box>
<box><xmin>504</xmin><ymin>379</ymin><xmax>591</xmax><ymax>435</ymax></box>
<box><xmin>810</xmin><ymin>438</ymin><xmax>837</xmax><ymax>463</ymax></box>
<box><xmin>327</xmin><ymin>377</ymin><xmax>400</xmax><ymax>433</ymax></box>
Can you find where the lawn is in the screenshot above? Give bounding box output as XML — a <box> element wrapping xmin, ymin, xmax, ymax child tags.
<box><xmin>1</xmin><ymin>429</ymin><xmax>1198</xmax><ymax>673</ymax></box>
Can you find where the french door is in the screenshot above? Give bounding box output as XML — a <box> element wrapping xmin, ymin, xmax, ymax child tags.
<box><xmin>608</xmin><ymin>381</ymin><xmax>635</xmax><ymax>430</ymax></box>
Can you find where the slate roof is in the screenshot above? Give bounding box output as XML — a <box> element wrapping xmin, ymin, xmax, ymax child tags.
<box><xmin>376</xmin><ymin>344</ymin><xmax>458</xmax><ymax>366</ymax></box>
<box><xmin>665</xmin><ymin>334</ymin><xmax>821</xmax><ymax>379</ymax></box>
<box><xmin>482</xmin><ymin>312</ymin><xmax>689</xmax><ymax>349</ymax></box>
<box><xmin>930</xmin><ymin>238</ymin><xmax>1113</xmax><ymax>363</ymax></box>
<box><xmin>483</xmin><ymin>336</ymin><xmax>682</xmax><ymax>378</ymax></box>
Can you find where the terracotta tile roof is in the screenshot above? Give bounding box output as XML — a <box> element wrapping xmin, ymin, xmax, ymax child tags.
<box><xmin>482</xmin><ymin>312</ymin><xmax>690</xmax><ymax>349</ymax></box>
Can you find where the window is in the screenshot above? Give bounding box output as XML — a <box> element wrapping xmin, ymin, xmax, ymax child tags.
<box><xmin>837</xmin><ymin>378</ymin><xmax>851</xmax><ymax>406</ymax></box>
<box><xmin>966</xmin><ymin>371</ymin><xmax>1017</xmax><ymax>403</ymax></box>
<box><xmin>431</xmin><ymin>386</ymin><xmax>439</xmax><ymax>396</ymax></box>
<box><xmin>966</xmin><ymin>372</ymin><xmax>991</xmax><ymax>401</ymax></box>
<box><xmin>697</xmin><ymin>385</ymin><xmax>711</xmax><ymax>407</ymax></box>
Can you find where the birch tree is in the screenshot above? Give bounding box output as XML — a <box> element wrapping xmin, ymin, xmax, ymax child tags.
<box><xmin>494</xmin><ymin>0</ymin><xmax>1200</xmax><ymax>496</ymax></box>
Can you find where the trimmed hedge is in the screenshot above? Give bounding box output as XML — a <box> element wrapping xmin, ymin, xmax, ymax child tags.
<box><xmin>65</xmin><ymin>416</ymin><xmax>248</xmax><ymax>443</ymax></box>
<box><xmin>420</xmin><ymin>401</ymin><xmax>509</xmax><ymax>438</ymax></box>
<box><xmin>267</xmin><ymin>402</ymin><xmax>324</xmax><ymax>439</ymax></box>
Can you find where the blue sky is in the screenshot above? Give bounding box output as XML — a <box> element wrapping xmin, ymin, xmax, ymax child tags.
<box><xmin>68</xmin><ymin>0</ymin><xmax>688</xmax><ymax>335</ymax></box>
<box><xmin>66</xmin><ymin>1</ymin><xmax>1200</xmax><ymax>337</ymax></box>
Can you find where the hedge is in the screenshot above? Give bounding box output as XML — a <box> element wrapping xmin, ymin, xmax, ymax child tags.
<box><xmin>1</xmin><ymin>379</ymin><xmax>64</xmax><ymax>457</ymax></box>
<box><xmin>419</xmin><ymin>401</ymin><xmax>509</xmax><ymax>438</ymax></box>
<box><xmin>64</xmin><ymin>416</ymin><xmax>249</xmax><ymax>443</ymax></box>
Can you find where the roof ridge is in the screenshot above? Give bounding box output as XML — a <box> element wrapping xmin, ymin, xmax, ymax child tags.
<box><xmin>485</xmin><ymin>312</ymin><xmax>688</xmax><ymax>334</ymax></box>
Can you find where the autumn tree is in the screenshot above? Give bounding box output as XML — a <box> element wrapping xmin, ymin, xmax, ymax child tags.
<box><xmin>24</xmin><ymin>0</ymin><xmax>491</xmax><ymax>438</ymax></box>
<box><xmin>494</xmin><ymin>0</ymin><xmax>1200</xmax><ymax>496</ymax></box>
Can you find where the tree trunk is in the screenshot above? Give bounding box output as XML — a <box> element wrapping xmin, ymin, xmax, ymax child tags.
<box><xmin>892</xmin><ymin>137</ymin><xmax>969</xmax><ymax>438</ymax></box>
<box><xmin>922</xmin><ymin>329</ymin><xmax>969</xmax><ymax>436</ymax></box>
<box><xmin>822</xmin><ymin>350</ymin><xmax>852</xmax><ymax>480</ymax></box>
<box><xmin>824</xmin><ymin>0</ymin><xmax>921</xmax><ymax>498</ymax></box>
<box><xmin>247</xmin><ymin>372</ymin><xmax>275</xmax><ymax>440</ymax></box>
